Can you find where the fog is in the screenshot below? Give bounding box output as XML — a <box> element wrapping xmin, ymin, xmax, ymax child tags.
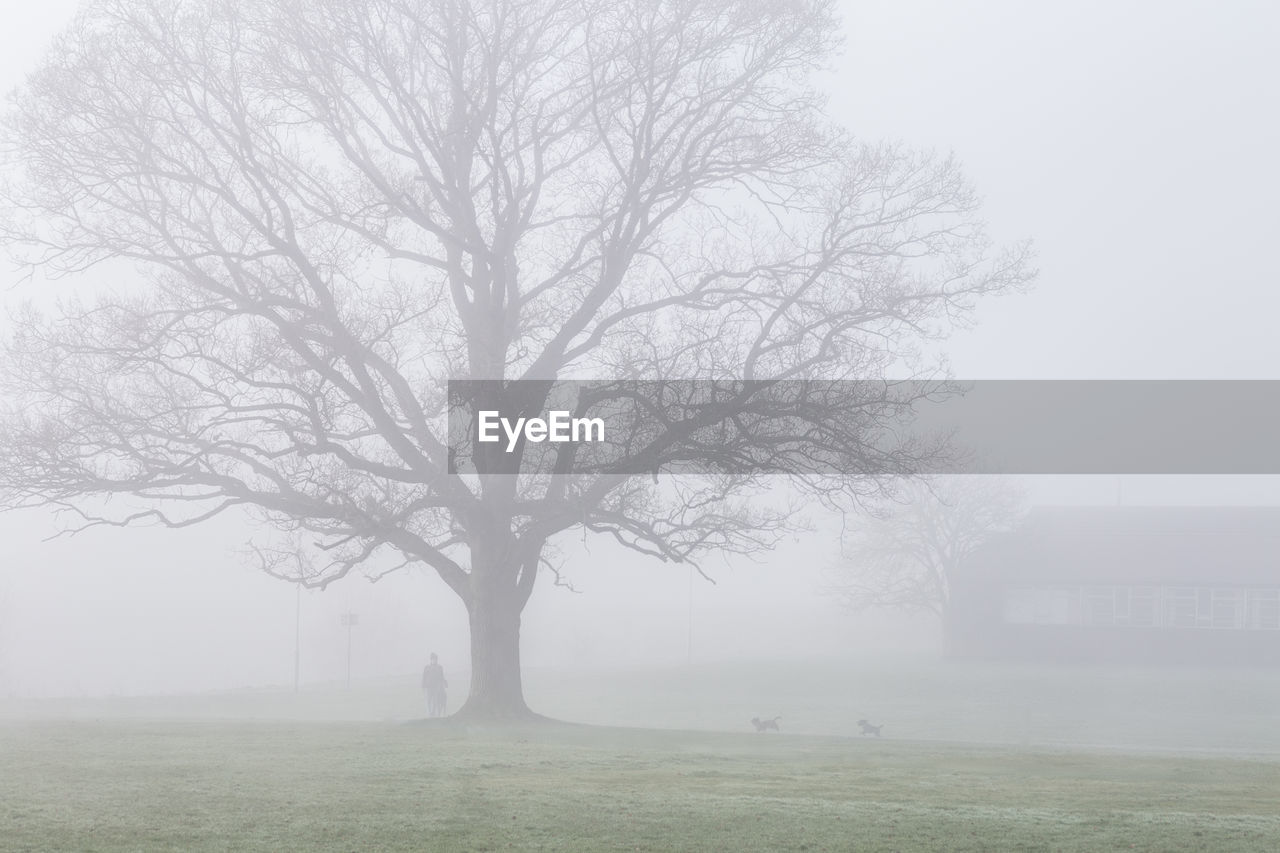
<box><xmin>5</xmin><ymin>474</ymin><xmax>1280</xmax><ymax>700</ymax></box>
<box><xmin>0</xmin><ymin>0</ymin><xmax>1277</xmax><ymax>725</ymax></box>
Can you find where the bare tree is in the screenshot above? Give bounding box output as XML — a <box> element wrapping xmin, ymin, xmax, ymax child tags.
<box><xmin>824</xmin><ymin>476</ymin><xmax>1026</xmax><ymax>619</ymax></box>
<box><xmin>0</xmin><ymin>0</ymin><xmax>1032</xmax><ymax>718</ymax></box>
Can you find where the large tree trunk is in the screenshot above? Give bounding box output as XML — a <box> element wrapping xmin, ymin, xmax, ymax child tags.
<box><xmin>452</xmin><ymin>515</ymin><xmax>540</xmax><ymax>721</ymax></box>
<box><xmin>457</xmin><ymin>581</ymin><xmax>533</xmax><ymax>720</ymax></box>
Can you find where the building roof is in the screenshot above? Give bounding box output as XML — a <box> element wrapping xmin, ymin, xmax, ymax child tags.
<box><xmin>957</xmin><ymin>506</ymin><xmax>1280</xmax><ymax>586</ymax></box>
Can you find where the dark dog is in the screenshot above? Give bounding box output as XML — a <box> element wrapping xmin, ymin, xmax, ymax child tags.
<box><xmin>856</xmin><ymin>719</ymin><xmax>883</xmax><ymax>737</ymax></box>
<box><xmin>750</xmin><ymin>716</ymin><xmax>781</xmax><ymax>732</ymax></box>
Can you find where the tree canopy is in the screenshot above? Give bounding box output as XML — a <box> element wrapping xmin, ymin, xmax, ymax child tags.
<box><xmin>0</xmin><ymin>0</ymin><xmax>1033</xmax><ymax>716</ymax></box>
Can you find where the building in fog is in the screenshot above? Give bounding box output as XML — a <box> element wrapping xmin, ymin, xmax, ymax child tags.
<box><xmin>947</xmin><ymin>507</ymin><xmax>1280</xmax><ymax>664</ymax></box>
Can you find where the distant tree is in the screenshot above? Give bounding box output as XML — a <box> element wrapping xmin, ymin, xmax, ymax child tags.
<box><xmin>824</xmin><ymin>477</ymin><xmax>1026</xmax><ymax>619</ymax></box>
<box><xmin>0</xmin><ymin>0</ymin><xmax>1032</xmax><ymax>719</ymax></box>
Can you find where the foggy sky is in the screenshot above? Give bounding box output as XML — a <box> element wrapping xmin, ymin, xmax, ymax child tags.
<box><xmin>1</xmin><ymin>0</ymin><xmax>1277</xmax><ymax>699</ymax></box>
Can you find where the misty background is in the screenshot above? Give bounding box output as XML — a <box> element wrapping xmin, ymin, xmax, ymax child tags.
<box><xmin>1</xmin><ymin>0</ymin><xmax>1277</xmax><ymax>700</ymax></box>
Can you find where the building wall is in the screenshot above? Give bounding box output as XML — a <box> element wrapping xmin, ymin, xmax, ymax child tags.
<box><xmin>946</xmin><ymin>580</ymin><xmax>1280</xmax><ymax>665</ymax></box>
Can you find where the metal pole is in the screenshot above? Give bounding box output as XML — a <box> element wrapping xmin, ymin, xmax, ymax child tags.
<box><xmin>293</xmin><ymin>584</ymin><xmax>300</xmax><ymax>693</ymax></box>
<box><xmin>687</xmin><ymin>565</ymin><xmax>693</xmax><ymax>664</ymax></box>
<box><xmin>339</xmin><ymin>612</ymin><xmax>358</xmax><ymax>689</ymax></box>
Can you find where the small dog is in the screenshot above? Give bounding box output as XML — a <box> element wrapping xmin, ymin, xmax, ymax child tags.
<box><xmin>856</xmin><ymin>719</ymin><xmax>883</xmax><ymax>737</ymax></box>
<box><xmin>750</xmin><ymin>716</ymin><xmax>781</xmax><ymax>732</ymax></box>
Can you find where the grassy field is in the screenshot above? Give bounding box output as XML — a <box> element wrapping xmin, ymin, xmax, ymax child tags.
<box><xmin>4</xmin><ymin>720</ymin><xmax>1280</xmax><ymax>852</ymax></box>
<box><xmin>4</xmin><ymin>659</ymin><xmax>1280</xmax><ymax>851</ymax></box>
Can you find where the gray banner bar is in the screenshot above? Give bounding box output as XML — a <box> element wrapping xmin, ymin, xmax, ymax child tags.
<box><xmin>447</xmin><ymin>380</ymin><xmax>1280</xmax><ymax>476</ymax></box>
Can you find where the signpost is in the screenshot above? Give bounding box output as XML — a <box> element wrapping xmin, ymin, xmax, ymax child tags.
<box><xmin>293</xmin><ymin>584</ymin><xmax>301</xmax><ymax>693</ymax></box>
<box><xmin>340</xmin><ymin>611</ymin><xmax>358</xmax><ymax>689</ymax></box>
<box><xmin>687</xmin><ymin>564</ymin><xmax>694</xmax><ymax>665</ymax></box>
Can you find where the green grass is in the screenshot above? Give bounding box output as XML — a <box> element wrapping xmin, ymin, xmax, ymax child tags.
<box><xmin>6</xmin><ymin>659</ymin><xmax>1280</xmax><ymax>851</ymax></box>
<box><xmin>3</xmin><ymin>719</ymin><xmax>1280</xmax><ymax>852</ymax></box>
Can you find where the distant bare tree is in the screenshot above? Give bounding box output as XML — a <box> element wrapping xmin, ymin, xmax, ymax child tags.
<box><xmin>0</xmin><ymin>0</ymin><xmax>1032</xmax><ymax>718</ymax></box>
<box><xmin>824</xmin><ymin>477</ymin><xmax>1026</xmax><ymax>618</ymax></box>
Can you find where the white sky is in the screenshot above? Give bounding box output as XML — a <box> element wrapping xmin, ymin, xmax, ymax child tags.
<box><xmin>0</xmin><ymin>0</ymin><xmax>1277</xmax><ymax>698</ymax></box>
<box><xmin>834</xmin><ymin>0</ymin><xmax>1280</xmax><ymax>379</ymax></box>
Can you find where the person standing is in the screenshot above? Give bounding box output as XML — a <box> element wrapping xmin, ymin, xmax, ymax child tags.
<box><xmin>421</xmin><ymin>652</ymin><xmax>447</xmax><ymax>717</ymax></box>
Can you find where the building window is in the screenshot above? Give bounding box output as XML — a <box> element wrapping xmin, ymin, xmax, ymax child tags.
<box><xmin>1210</xmin><ymin>589</ymin><xmax>1246</xmax><ymax>630</ymax></box>
<box><xmin>1002</xmin><ymin>588</ymin><xmax>1039</xmax><ymax>624</ymax></box>
<box><xmin>1003</xmin><ymin>584</ymin><xmax>1280</xmax><ymax>631</ymax></box>
<box><xmin>1165</xmin><ymin>587</ymin><xmax>1200</xmax><ymax>628</ymax></box>
<box><xmin>1247</xmin><ymin>590</ymin><xmax>1280</xmax><ymax>630</ymax></box>
<box><xmin>1003</xmin><ymin>587</ymin><xmax>1081</xmax><ymax>625</ymax></box>
<box><xmin>1118</xmin><ymin>586</ymin><xmax>1160</xmax><ymax>628</ymax></box>
<box><xmin>1083</xmin><ymin>586</ymin><xmax>1116</xmax><ymax>626</ymax></box>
